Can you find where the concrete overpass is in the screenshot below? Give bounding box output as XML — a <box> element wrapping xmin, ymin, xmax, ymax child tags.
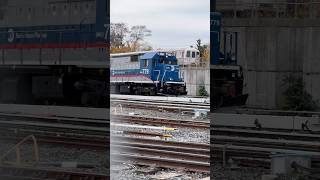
<box><xmin>216</xmin><ymin>1</ymin><xmax>320</xmax><ymax>109</ymax></box>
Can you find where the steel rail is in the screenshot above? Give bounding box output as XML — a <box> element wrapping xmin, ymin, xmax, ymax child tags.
<box><xmin>0</xmin><ymin>165</ymin><xmax>108</xmax><ymax>180</ymax></box>
<box><xmin>112</xmin><ymin>115</ymin><xmax>209</xmax><ymax>128</ymax></box>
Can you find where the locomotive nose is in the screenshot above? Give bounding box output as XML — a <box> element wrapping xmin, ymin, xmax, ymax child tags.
<box><xmin>171</xmin><ymin>65</ymin><xmax>175</xmax><ymax>71</ymax></box>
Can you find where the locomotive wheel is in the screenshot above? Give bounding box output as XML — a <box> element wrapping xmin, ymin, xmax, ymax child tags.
<box><xmin>150</xmin><ymin>88</ymin><xmax>156</xmax><ymax>96</ymax></box>
<box><xmin>135</xmin><ymin>88</ymin><xmax>142</xmax><ymax>95</ymax></box>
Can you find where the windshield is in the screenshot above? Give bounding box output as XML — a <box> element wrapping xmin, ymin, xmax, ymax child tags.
<box><xmin>159</xmin><ymin>56</ymin><xmax>177</xmax><ymax>65</ymax></box>
<box><xmin>169</xmin><ymin>60</ymin><xmax>177</xmax><ymax>65</ymax></box>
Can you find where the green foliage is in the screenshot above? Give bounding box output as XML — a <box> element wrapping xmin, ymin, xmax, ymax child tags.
<box><xmin>196</xmin><ymin>39</ymin><xmax>208</xmax><ymax>58</ymax></box>
<box><xmin>282</xmin><ymin>75</ymin><xmax>318</xmax><ymax>111</ymax></box>
<box><xmin>197</xmin><ymin>86</ymin><xmax>208</xmax><ymax>97</ymax></box>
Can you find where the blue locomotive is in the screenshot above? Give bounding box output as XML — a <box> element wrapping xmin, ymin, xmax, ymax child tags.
<box><xmin>0</xmin><ymin>0</ymin><xmax>109</xmax><ymax>107</ymax></box>
<box><xmin>211</xmin><ymin>12</ymin><xmax>248</xmax><ymax>107</ymax></box>
<box><xmin>0</xmin><ymin>0</ymin><xmax>108</xmax><ymax>65</ymax></box>
<box><xmin>111</xmin><ymin>51</ymin><xmax>187</xmax><ymax>96</ymax></box>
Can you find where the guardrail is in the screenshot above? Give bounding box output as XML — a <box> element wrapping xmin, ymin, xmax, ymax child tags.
<box><xmin>217</xmin><ymin>1</ymin><xmax>320</xmax><ymax>19</ymax></box>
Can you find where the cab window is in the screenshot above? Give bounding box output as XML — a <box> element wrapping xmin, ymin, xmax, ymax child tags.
<box><xmin>192</xmin><ymin>52</ymin><xmax>196</xmax><ymax>58</ymax></box>
<box><xmin>186</xmin><ymin>51</ymin><xmax>191</xmax><ymax>57</ymax></box>
<box><xmin>160</xmin><ymin>57</ymin><xmax>165</xmax><ymax>64</ymax></box>
<box><xmin>131</xmin><ymin>55</ymin><xmax>138</xmax><ymax>62</ymax></box>
<box><xmin>171</xmin><ymin>61</ymin><xmax>177</xmax><ymax>65</ymax></box>
<box><xmin>142</xmin><ymin>59</ymin><xmax>148</xmax><ymax>68</ymax></box>
<box><xmin>152</xmin><ymin>59</ymin><xmax>156</xmax><ymax>67</ymax></box>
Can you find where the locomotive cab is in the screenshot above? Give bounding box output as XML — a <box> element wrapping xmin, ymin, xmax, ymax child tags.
<box><xmin>140</xmin><ymin>52</ymin><xmax>187</xmax><ymax>96</ymax></box>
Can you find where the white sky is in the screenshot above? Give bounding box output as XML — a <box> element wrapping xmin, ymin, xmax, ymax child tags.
<box><xmin>111</xmin><ymin>0</ymin><xmax>210</xmax><ymax>49</ymax></box>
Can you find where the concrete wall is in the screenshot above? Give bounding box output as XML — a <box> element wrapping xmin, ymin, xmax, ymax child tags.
<box><xmin>303</xmin><ymin>27</ymin><xmax>320</xmax><ymax>104</ymax></box>
<box><xmin>223</xmin><ymin>19</ymin><xmax>320</xmax><ymax>109</ymax></box>
<box><xmin>180</xmin><ymin>67</ymin><xmax>210</xmax><ymax>96</ymax></box>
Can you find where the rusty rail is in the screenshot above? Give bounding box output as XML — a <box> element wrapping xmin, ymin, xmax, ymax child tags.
<box><xmin>112</xmin><ymin>115</ymin><xmax>210</xmax><ymax>129</ymax></box>
<box><xmin>0</xmin><ymin>165</ymin><xmax>108</xmax><ymax>180</ymax></box>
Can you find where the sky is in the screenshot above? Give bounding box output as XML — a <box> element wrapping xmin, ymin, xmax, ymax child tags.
<box><xmin>111</xmin><ymin>0</ymin><xmax>210</xmax><ymax>49</ymax></box>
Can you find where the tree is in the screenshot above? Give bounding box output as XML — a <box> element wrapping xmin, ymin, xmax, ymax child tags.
<box><xmin>129</xmin><ymin>25</ymin><xmax>152</xmax><ymax>51</ymax></box>
<box><xmin>110</xmin><ymin>23</ymin><xmax>129</xmax><ymax>49</ymax></box>
<box><xmin>110</xmin><ymin>46</ymin><xmax>132</xmax><ymax>53</ymax></box>
<box><xmin>140</xmin><ymin>43</ymin><xmax>153</xmax><ymax>51</ymax></box>
<box><xmin>282</xmin><ymin>75</ymin><xmax>318</xmax><ymax>111</ymax></box>
<box><xmin>197</xmin><ymin>86</ymin><xmax>208</xmax><ymax>97</ymax></box>
<box><xmin>196</xmin><ymin>39</ymin><xmax>208</xmax><ymax>58</ymax></box>
<box><xmin>202</xmin><ymin>44</ymin><xmax>210</xmax><ymax>62</ymax></box>
<box><xmin>196</xmin><ymin>39</ymin><xmax>210</xmax><ymax>66</ymax></box>
<box><xmin>110</xmin><ymin>23</ymin><xmax>152</xmax><ymax>53</ymax></box>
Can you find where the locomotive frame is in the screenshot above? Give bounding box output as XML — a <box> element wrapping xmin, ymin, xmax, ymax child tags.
<box><xmin>0</xmin><ymin>0</ymin><xmax>109</xmax><ymax>107</ymax></box>
<box><xmin>110</xmin><ymin>51</ymin><xmax>187</xmax><ymax>96</ymax></box>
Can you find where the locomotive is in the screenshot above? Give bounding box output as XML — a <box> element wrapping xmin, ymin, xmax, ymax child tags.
<box><xmin>0</xmin><ymin>0</ymin><xmax>109</xmax><ymax>107</ymax></box>
<box><xmin>211</xmin><ymin>12</ymin><xmax>248</xmax><ymax>108</ymax></box>
<box><xmin>110</xmin><ymin>51</ymin><xmax>187</xmax><ymax>96</ymax></box>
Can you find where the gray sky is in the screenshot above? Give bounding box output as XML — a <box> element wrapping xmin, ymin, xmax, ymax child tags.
<box><xmin>111</xmin><ymin>0</ymin><xmax>210</xmax><ymax>49</ymax></box>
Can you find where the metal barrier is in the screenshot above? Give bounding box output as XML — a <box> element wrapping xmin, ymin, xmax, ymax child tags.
<box><xmin>179</xmin><ymin>59</ymin><xmax>210</xmax><ymax>68</ymax></box>
<box><xmin>217</xmin><ymin>1</ymin><xmax>320</xmax><ymax>19</ymax></box>
<box><xmin>0</xmin><ymin>135</ymin><xmax>39</xmax><ymax>166</ymax></box>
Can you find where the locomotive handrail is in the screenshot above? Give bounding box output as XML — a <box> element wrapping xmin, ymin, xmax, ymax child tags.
<box><xmin>154</xmin><ymin>70</ymin><xmax>161</xmax><ymax>82</ymax></box>
<box><xmin>161</xmin><ymin>70</ymin><xmax>167</xmax><ymax>86</ymax></box>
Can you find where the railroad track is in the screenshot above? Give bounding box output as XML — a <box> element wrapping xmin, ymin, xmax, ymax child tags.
<box><xmin>111</xmin><ymin>95</ymin><xmax>210</xmax><ymax>112</ymax></box>
<box><xmin>0</xmin><ymin>112</ymin><xmax>108</xmax><ymax>127</ymax></box>
<box><xmin>212</xmin><ymin>126</ymin><xmax>320</xmax><ymax>141</ymax></box>
<box><xmin>4</xmin><ymin>110</ymin><xmax>320</xmax><ymax>173</ymax></box>
<box><xmin>212</xmin><ymin>144</ymin><xmax>320</xmax><ymax>169</ymax></box>
<box><xmin>0</xmin><ymin>165</ymin><xmax>108</xmax><ymax>180</ymax></box>
<box><xmin>0</xmin><ymin>112</ymin><xmax>210</xmax><ymax>174</ymax></box>
<box><xmin>211</xmin><ymin>125</ymin><xmax>320</xmax><ymax>169</ymax></box>
<box><xmin>111</xmin><ymin>94</ymin><xmax>210</xmax><ymax>104</ymax></box>
<box><xmin>111</xmin><ymin>136</ymin><xmax>210</xmax><ymax>173</ymax></box>
<box><xmin>236</xmin><ymin>108</ymin><xmax>320</xmax><ymax>117</ymax></box>
<box><xmin>112</xmin><ymin>115</ymin><xmax>210</xmax><ymax>129</ymax></box>
<box><xmin>0</xmin><ymin>132</ymin><xmax>210</xmax><ymax>173</ymax></box>
<box><xmin>214</xmin><ymin>124</ymin><xmax>320</xmax><ymax>134</ymax></box>
<box><xmin>0</xmin><ymin>111</ymin><xmax>210</xmax><ymax>130</ymax></box>
<box><xmin>0</xmin><ymin>112</ymin><xmax>108</xmax><ymax>137</ymax></box>
<box><xmin>0</xmin><ymin>112</ymin><xmax>110</xmax><ymax>179</ymax></box>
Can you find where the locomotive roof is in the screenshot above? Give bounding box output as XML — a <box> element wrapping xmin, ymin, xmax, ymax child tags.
<box><xmin>140</xmin><ymin>52</ymin><xmax>158</xmax><ymax>59</ymax></box>
<box><xmin>110</xmin><ymin>51</ymin><xmax>152</xmax><ymax>58</ymax></box>
<box><xmin>140</xmin><ymin>52</ymin><xmax>177</xmax><ymax>60</ymax></box>
<box><xmin>111</xmin><ymin>51</ymin><xmax>177</xmax><ymax>60</ymax></box>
